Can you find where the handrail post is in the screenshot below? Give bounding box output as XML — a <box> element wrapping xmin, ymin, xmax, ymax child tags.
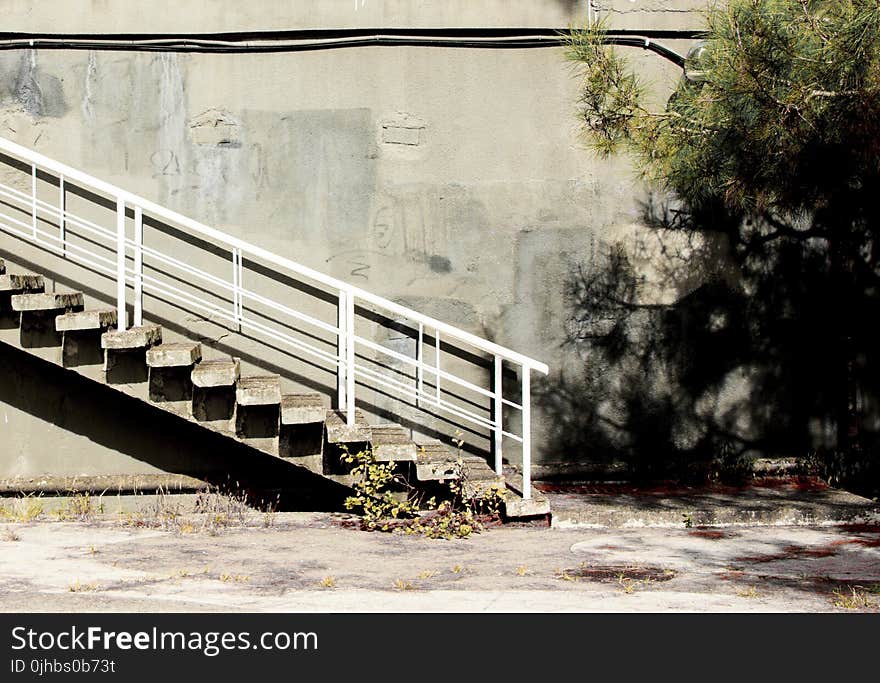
<box><xmin>31</xmin><ymin>164</ymin><xmax>37</xmax><ymax>239</ymax></box>
<box><xmin>116</xmin><ymin>197</ymin><xmax>126</xmax><ymax>331</ymax></box>
<box><xmin>494</xmin><ymin>356</ymin><xmax>503</xmax><ymax>476</ymax></box>
<box><xmin>59</xmin><ymin>174</ymin><xmax>66</xmax><ymax>257</ymax></box>
<box><xmin>337</xmin><ymin>291</ymin><xmax>346</xmax><ymax>410</ymax></box>
<box><xmin>231</xmin><ymin>248</ymin><xmax>240</xmax><ymax>330</ymax></box>
<box><xmin>133</xmin><ymin>205</ymin><xmax>143</xmax><ymax>327</ymax></box>
<box><xmin>521</xmin><ymin>366</ymin><xmax>531</xmax><ymax>500</ymax></box>
<box><xmin>345</xmin><ymin>291</ymin><xmax>356</xmax><ymax>425</ymax></box>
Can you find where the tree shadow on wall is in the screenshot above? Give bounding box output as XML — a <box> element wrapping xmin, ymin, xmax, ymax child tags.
<box><xmin>535</xmin><ymin>195</ymin><xmax>880</xmax><ymax>490</ymax></box>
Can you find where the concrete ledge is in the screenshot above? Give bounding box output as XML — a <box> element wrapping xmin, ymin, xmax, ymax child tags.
<box><xmin>11</xmin><ymin>292</ymin><xmax>83</xmax><ymax>311</ymax></box>
<box><xmin>0</xmin><ymin>273</ymin><xmax>44</xmax><ymax>292</ymax></box>
<box><xmin>370</xmin><ymin>424</ymin><xmax>417</xmax><ymax>462</ymax></box>
<box><xmin>503</xmin><ymin>489</ymin><xmax>551</xmax><ymax>518</ymax></box>
<box><xmin>147</xmin><ymin>342</ymin><xmax>202</xmax><ymax>368</ymax></box>
<box><xmin>325</xmin><ymin>409</ymin><xmax>371</xmax><ymax>443</ymax></box>
<box><xmin>101</xmin><ymin>324</ymin><xmax>162</xmax><ymax>350</ymax></box>
<box><xmin>281</xmin><ymin>393</ymin><xmax>326</xmax><ymax>425</ymax></box>
<box><xmin>56</xmin><ymin>309</ymin><xmax>118</xmax><ymax>332</ymax></box>
<box><xmin>236</xmin><ymin>375</ymin><xmax>282</xmax><ymax>406</ymax></box>
<box><xmin>191</xmin><ymin>358</ymin><xmax>240</xmax><ymax>388</ymax></box>
<box><xmin>544</xmin><ymin>482</ymin><xmax>880</xmax><ymax>529</ymax></box>
<box><xmin>0</xmin><ymin>473</ymin><xmax>206</xmax><ymax>495</ymax></box>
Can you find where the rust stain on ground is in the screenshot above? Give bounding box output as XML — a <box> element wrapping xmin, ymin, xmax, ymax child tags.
<box><xmin>689</xmin><ymin>529</ymin><xmax>733</xmax><ymax>540</ymax></box>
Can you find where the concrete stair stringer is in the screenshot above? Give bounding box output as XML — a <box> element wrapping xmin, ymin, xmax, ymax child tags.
<box><xmin>0</xmin><ymin>263</ymin><xmax>543</xmax><ymax>519</ymax></box>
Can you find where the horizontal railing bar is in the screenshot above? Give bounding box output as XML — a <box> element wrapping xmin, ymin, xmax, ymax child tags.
<box><xmin>353</xmin><ymin>363</ymin><xmax>501</xmax><ymax>433</ymax></box>
<box><xmin>239</xmin><ymin>315</ymin><xmax>342</xmax><ymax>367</ymax></box>
<box><xmin>0</xmin><ymin>182</ymin><xmax>117</xmax><ymax>244</ymax></box>
<box><xmin>354</xmin><ymin>334</ymin><xmax>502</xmax><ymax>403</ymax></box>
<box><xmin>240</xmin><ymin>288</ymin><xmax>340</xmax><ymax>336</ymax></box>
<box><xmin>0</xmin><ymin>136</ymin><xmax>548</xmax><ymax>375</ymax></box>
<box><xmin>137</xmin><ymin>243</ymin><xmax>235</xmax><ymax>292</ymax></box>
<box><xmin>0</xmin><ymin>221</ymin><xmax>118</xmax><ymax>276</ymax></box>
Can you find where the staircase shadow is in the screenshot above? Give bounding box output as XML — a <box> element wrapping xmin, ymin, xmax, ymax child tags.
<box><xmin>0</xmin><ymin>342</ymin><xmax>349</xmax><ymax>511</ymax></box>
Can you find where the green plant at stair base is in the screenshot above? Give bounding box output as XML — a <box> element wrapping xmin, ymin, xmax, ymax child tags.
<box><xmin>340</xmin><ymin>446</ymin><xmax>504</xmax><ymax>540</ymax></box>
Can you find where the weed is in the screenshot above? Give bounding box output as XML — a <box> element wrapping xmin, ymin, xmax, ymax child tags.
<box><xmin>219</xmin><ymin>573</ymin><xmax>250</xmax><ymax>584</ymax></box>
<box><xmin>416</xmin><ymin>570</ymin><xmax>436</xmax><ymax>579</ymax></box>
<box><xmin>320</xmin><ymin>576</ymin><xmax>337</xmax><ymax>588</ymax></box>
<box><xmin>682</xmin><ymin>512</ymin><xmax>694</xmax><ymax>529</ymax></box>
<box><xmin>2</xmin><ymin>529</ymin><xmax>21</xmax><ymax>542</ymax></box>
<box><xmin>55</xmin><ymin>493</ymin><xmax>100</xmax><ymax>521</ymax></box>
<box><xmin>393</xmin><ymin>578</ymin><xmax>414</xmax><ymax>591</ymax></box>
<box><xmin>341</xmin><ymin>439</ymin><xmax>504</xmax><ymax>540</ymax></box>
<box><xmin>515</xmin><ymin>565</ymin><xmax>529</xmax><ymax>577</ymax></box>
<box><xmin>0</xmin><ymin>495</ymin><xmax>44</xmax><ymax>522</ymax></box>
<box><xmin>558</xmin><ymin>570</ymin><xmax>578</xmax><ymax>583</ymax></box>
<box><xmin>736</xmin><ymin>586</ymin><xmax>760</xmax><ymax>598</ymax></box>
<box><xmin>832</xmin><ymin>586</ymin><xmax>878</xmax><ymax>609</ymax></box>
<box><xmin>68</xmin><ymin>580</ymin><xmax>99</xmax><ymax>593</ymax></box>
<box><xmin>87</xmin><ymin>545</ymin><xmax>98</xmax><ymax>555</ymax></box>
<box><xmin>451</xmin><ymin>565</ymin><xmax>464</xmax><ymax>574</ymax></box>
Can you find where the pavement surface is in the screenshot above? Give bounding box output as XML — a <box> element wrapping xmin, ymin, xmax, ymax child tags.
<box><xmin>1</xmin><ymin>482</ymin><xmax>879</xmax><ymax>612</ymax></box>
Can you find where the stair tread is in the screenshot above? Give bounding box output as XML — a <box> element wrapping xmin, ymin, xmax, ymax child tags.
<box><xmin>371</xmin><ymin>424</ymin><xmax>417</xmax><ymax>462</ymax></box>
<box><xmin>101</xmin><ymin>324</ymin><xmax>162</xmax><ymax>350</ymax></box>
<box><xmin>0</xmin><ymin>273</ymin><xmax>44</xmax><ymax>292</ymax></box>
<box><xmin>280</xmin><ymin>393</ymin><xmax>326</xmax><ymax>425</ymax></box>
<box><xmin>56</xmin><ymin>309</ymin><xmax>117</xmax><ymax>332</ymax></box>
<box><xmin>236</xmin><ymin>375</ymin><xmax>282</xmax><ymax>406</ymax></box>
<box><xmin>414</xmin><ymin>442</ymin><xmax>461</xmax><ymax>480</ymax></box>
<box><xmin>191</xmin><ymin>357</ymin><xmax>240</xmax><ymax>388</ymax></box>
<box><xmin>146</xmin><ymin>342</ymin><xmax>202</xmax><ymax>368</ymax></box>
<box><xmin>325</xmin><ymin>409</ymin><xmax>371</xmax><ymax>443</ymax></box>
<box><xmin>11</xmin><ymin>292</ymin><xmax>83</xmax><ymax>311</ymax></box>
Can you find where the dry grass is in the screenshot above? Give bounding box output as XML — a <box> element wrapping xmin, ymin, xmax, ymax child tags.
<box><xmin>0</xmin><ymin>496</ymin><xmax>44</xmax><ymax>522</ymax></box>
<box><xmin>832</xmin><ymin>586</ymin><xmax>878</xmax><ymax>610</ymax></box>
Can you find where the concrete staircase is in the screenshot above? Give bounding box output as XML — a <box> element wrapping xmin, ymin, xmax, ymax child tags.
<box><xmin>0</xmin><ymin>257</ymin><xmax>549</xmax><ymax>518</ymax></box>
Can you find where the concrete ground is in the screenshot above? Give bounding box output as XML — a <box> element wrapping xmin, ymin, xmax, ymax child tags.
<box><xmin>1</xmin><ymin>483</ymin><xmax>879</xmax><ymax>613</ymax></box>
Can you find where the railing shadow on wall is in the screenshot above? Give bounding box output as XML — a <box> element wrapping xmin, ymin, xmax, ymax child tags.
<box><xmin>0</xmin><ymin>138</ymin><xmax>548</xmax><ymax>498</ymax></box>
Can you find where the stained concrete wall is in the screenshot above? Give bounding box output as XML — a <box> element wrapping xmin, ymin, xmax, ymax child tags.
<box><xmin>0</xmin><ymin>1</ymin><xmax>713</xmax><ymax>479</ymax></box>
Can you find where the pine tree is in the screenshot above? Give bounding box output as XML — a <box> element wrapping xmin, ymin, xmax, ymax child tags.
<box><xmin>566</xmin><ymin>0</ymin><xmax>880</xmax><ymax>463</ymax></box>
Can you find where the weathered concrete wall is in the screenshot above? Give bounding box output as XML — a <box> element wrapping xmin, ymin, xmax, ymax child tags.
<box><xmin>0</xmin><ymin>1</ymin><xmax>717</xmax><ymax>478</ymax></box>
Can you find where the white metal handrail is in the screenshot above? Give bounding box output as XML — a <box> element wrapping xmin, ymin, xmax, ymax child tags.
<box><xmin>0</xmin><ymin>135</ymin><xmax>548</xmax><ymax>498</ymax></box>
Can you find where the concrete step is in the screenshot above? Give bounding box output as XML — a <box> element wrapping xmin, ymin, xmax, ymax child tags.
<box><xmin>11</xmin><ymin>291</ymin><xmax>83</xmax><ymax>311</ymax></box>
<box><xmin>56</xmin><ymin>309</ymin><xmax>118</xmax><ymax>332</ymax></box>
<box><xmin>460</xmin><ymin>458</ymin><xmax>505</xmax><ymax>497</ymax></box>
<box><xmin>325</xmin><ymin>409</ymin><xmax>372</xmax><ymax>444</ymax></box>
<box><xmin>101</xmin><ymin>324</ymin><xmax>162</xmax><ymax>350</ymax></box>
<box><xmin>502</xmin><ymin>487</ymin><xmax>551</xmax><ymax>518</ymax></box>
<box><xmin>146</xmin><ymin>342</ymin><xmax>202</xmax><ymax>368</ymax></box>
<box><xmin>370</xmin><ymin>424</ymin><xmax>417</xmax><ymax>462</ymax></box>
<box><xmin>281</xmin><ymin>393</ymin><xmax>326</xmax><ymax>425</ymax></box>
<box><xmin>0</xmin><ymin>273</ymin><xmax>44</xmax><ymax>292</ymax></box>
<box><xmin>191</xmin><ymin>357</ymin><xmax>240</xmax><ymax>388</ymax></box>
<box><xmin>501</xmin><ymin>466</ymin><xmax>551</xmax><ymax>518</ymax></box>
<box><xmin>236</xmin><ymin>375</ymin><xmax>282</xmax><ymax>406</ymax></box>
<box><xmin>415</xmin><ymin>442</ymin><xmax>461</xmax><ymax>481</ymax></box>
